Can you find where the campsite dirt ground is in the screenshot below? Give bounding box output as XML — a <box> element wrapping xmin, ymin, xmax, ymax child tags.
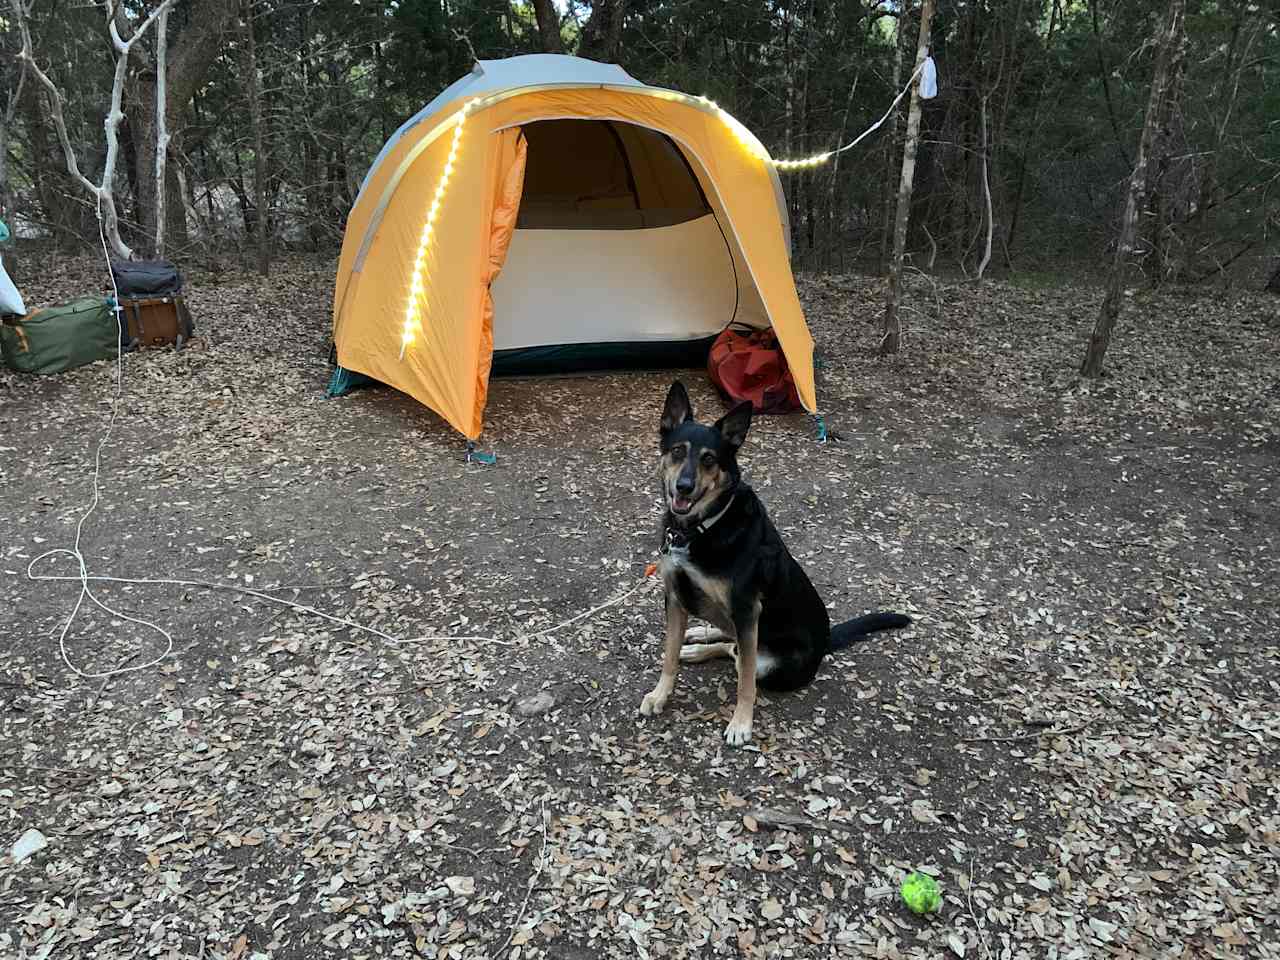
<box><xmin>1</xmin><ymin>253</ymin><xmax>1277</xmax><ymax>960</ymax></box>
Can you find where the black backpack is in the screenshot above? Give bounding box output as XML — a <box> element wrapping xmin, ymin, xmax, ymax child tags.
<box><xmin>111</xmin><ymin>259</ymin><xmax>183</xmax><ymax>298</ymax></box>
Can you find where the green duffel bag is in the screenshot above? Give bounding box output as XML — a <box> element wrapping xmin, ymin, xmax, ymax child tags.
<box><xmin>1</xmin><ymin>296</ymin><xmax>117</xmax><ymax>375</ymax></box>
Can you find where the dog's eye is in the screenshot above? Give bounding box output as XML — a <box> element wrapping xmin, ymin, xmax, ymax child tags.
<box><xmin>670</xmin><ymin>447</ymin><xmax>686</xmax><ymax>463</ymax></box>
<box><xmin>700</xmin><ymin>452</ymin><xmax>717</xmax><ymax>467</ymax></box>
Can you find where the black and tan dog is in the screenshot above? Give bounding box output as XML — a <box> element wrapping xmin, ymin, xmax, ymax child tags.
<box><xmin>639</xmin><ymin>381</ymin><xmax>911</xmax><ymax>745</ymax></box>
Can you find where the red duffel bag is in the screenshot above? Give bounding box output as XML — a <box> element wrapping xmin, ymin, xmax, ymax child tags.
<box><xmin>707</xmin><ymin>326</ymin><xmax>802</xmax><ymax>414</ymax></box>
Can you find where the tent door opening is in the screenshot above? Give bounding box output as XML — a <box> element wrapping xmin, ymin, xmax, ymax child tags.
<box><xmin>489</xmin><ymin>119</ymin><xmax>738</xmax><ymax>375</ymax></box>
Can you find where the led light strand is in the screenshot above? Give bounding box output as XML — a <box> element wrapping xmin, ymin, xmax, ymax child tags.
<box><xmin>702</xmin><ymin>60</ymin><xmax>927</xmax><ymax>172</ymax></box>
<box><xmin>401</xmin><ymin>99</ymin><xmax>477</xmax><ymax>358</ymax></box>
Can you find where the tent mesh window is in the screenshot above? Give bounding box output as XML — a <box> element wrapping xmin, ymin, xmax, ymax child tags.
<box><xmin>516</xmin><ymin>120</ymin><xmax>711</xmax><ymax>230</ymax></box>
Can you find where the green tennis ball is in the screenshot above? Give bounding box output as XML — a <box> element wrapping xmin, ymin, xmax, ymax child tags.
<box><xmin>900</xmin><ymin>872</ymin><xmax>942</xmax><ymax>914</ymax></box>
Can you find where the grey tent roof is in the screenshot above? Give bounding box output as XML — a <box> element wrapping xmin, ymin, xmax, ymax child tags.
<box><xmin>354</xmin><ymin>54</ymin><xmax>791</xmax><ymax>253</ymax></box>
<box><xmin>358</xmin><ymin>56</ymin><xmax>644</xmax><ymax>200</ymax></box>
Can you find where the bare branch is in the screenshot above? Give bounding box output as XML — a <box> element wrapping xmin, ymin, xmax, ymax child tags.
<box><xmin>11</xmin><ymin>0</ymin><xmax>178</xmax><ymax>259</ymax></box>
<box><xmin>977</xmin><ymin>94</ymin><xmax>993</xmax><ymax>281</ymax></box>
<box><xmin>155</xmin><ymin>3</ymin><xmax>172</xmax><ymax>256</ymax></box>
<box><xmin>11</xmin><ymin>0</ymin><xmax>100</xmax><ymax>200</ymax></box>
<box><xmin>882</xmin><ymin>0</ymin><xmax>935</xmax><ymax>356</ymax></box>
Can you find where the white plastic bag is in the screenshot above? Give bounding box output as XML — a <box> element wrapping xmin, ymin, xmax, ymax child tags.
<box><xmin>0</xmin><ymin>256</ymin><xmax>25</xmax><ymax>316</ymax></box>
<box><xmin>920</xmin><ymin>56</ymin><xmax>938</xmax><ymax>100</ymax></box>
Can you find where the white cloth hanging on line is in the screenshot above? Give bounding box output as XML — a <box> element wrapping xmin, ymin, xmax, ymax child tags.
<box><xmin>0</xmin><ymin>257</ymin><xmax>25</xmax><ymax>316</ymax></box>
<box><xmin>920</xmin><ymin>56</ymin><xmax>938</xmax><ymax>100</ymax></box>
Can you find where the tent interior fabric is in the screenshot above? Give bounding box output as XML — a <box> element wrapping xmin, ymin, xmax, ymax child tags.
<box><xmin>330</xmin><ymin>54</ymin><xmax>816</xmax><ymax>439</ymax></box>
<box><xmin>491</xmin><ymin>118</ymin><xmax>737</xmax><ymax>371</ymax></box>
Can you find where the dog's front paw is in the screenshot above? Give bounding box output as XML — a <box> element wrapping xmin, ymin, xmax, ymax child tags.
<box><xmin>640</xmin><ymin>686</ymin><xmax>670</xmax><ymax>716</ymax></box>
<box><xmin>724</xmin><ymin>711</ymin><xmax>753</xmax><ymax>746</ymax></box>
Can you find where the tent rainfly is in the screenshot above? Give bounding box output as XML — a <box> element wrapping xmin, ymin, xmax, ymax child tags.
<box><xmin>330</xmin><ymin>54</ymin><xmax>817</xmax><ymax>439</ymax></box>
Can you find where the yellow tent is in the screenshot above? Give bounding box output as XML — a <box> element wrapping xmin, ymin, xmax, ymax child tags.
<box><xmin>332</xmin><ymin>54</ymin><xmax>816</xmax><ymax>439</ymax></box>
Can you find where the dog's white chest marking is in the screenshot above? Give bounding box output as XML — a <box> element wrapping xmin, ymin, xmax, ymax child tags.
<box><xmin>658</xmin><ymin>547</ymin><xmax>688</xmax><ymax>573</ymax></box>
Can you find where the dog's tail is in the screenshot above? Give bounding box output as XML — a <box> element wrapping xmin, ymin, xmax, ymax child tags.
<box><xmin>829</xmin><ymin>612</ymin><xmax>912</xmax><ymax>651</ymax></box>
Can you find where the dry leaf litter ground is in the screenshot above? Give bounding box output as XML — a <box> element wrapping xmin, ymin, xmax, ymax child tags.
<box><xmin>1</xmin><ymin>253</ymin><xmax>1277</xmax><ymax>960</ymax></box>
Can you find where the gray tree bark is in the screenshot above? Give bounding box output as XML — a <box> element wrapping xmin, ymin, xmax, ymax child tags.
<box><xmin>879</xmin><ymin>10</ymin><xmax>906</xmax><ymax>273</ymax></box>
<box><xmin>1081</xmin><ymin>0</ymin><xmax>1186</xmax><ymax>377</ymax></box>
<box><xmin>242</xmin><ymin>0</ymin><xmax>270</xmax><ymax>276</ymax></box>
<box><xmin>531</xmin><ymin>0</ymin><xmax>564</xmax><ymax>53</ymax></box>
<box><xmin>881</xmin><ymin>0</ymin><xmax>935</xmax><ymax>356</ymax></box>
<box><xmin>125</xmin><ymin>0</ymin><xmax>239</xmax><ymax>255</ymax></box>
<box><xmin>977</xmin><ymin>94</ymin><xmax>993</xmax><ymax>280</ymax></box>
<box><xmin>12</xmin><ymin>0</ymin><xmax>174</xmax><ymax>259</ymax></box>
<box><xmin>153</xmin><ymin>3</ymin><xmax>171</xmax><ymax>257</ymax></box>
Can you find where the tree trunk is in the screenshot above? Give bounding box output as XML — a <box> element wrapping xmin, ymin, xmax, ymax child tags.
<box><xmin>532</xmin><ymin>0</ymin><xmax>564</xmax><ymax>53</ymax></box>
<box><xmin>976</xmin><ymin>94</ymin><xmax>993</xmax><ymax>280</ymax></box>
<box><xmin>12</xmin><ymin>0</ymin><xmax>155</xmax><ymax>258</ymax></box>
<box><xmin>881</xmin><ymin>0</ymin><xmax>935</xmax><ymax>356</ymax></box>
<box><xmin>578</xmin><ymin>0</ymin><xmax>626</xmax><ymax>61</ymax></box>
<box><xmin>1081</xmin><ymin>0</ymin><xmax>1186</xmax><ymax>378</ymax></box>
<box><xmin>243</xmin><ymin>0</ymin><xmax>269</xmax><ymax>276</ymax></box>
<box><xmin>879</xmin><ymin>16</ymin><xmax>906</xmax><ymax>273</ymax></box>
<box><xmin>154</xmin><ymin>4</ymin><xmax>171</xmax><ymax>257</ymax></box>
<box><xmin>606</xmin><ymin>0</ymin><xmax>627</xmax><ymax>60</ymax></box>
<box><xmin>1145</xmin><ymin>12</ymin><xmax>1186</xmax><ymax>288</ymax></box>
<box><xmin>127</xmin><ymin>0</ymin><xmax>239</xmax><ymax>254</ymax></box>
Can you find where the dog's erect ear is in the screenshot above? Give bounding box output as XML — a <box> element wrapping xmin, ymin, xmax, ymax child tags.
<box><xmin>660</xmin><ymin>381</ymin><xmax>694</xmax><ymax>437</ymax></box>
<box><xmin>714</xmin><ymin>401</ymin><xmax>753</xmax><ymax>451</ymax></box>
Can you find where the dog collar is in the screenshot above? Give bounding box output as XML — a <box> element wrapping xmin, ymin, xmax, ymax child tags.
<box><xmin>662</xmin><ymin>494</ymin><xmax>736</xmax><ymax>554</ymax></box>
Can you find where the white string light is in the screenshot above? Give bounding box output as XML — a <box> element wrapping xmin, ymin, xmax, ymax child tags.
<box><xmin>703</xmin><ymin>59</ymin><xmax>930</xmax><ymax>172</ymax></box>
<box><xmin>400</xmin><ymin>98</ymin><xmax>478</xmax><ymax>359</ymax></box>
<box><xmin>393</xmin><ymin>62</ymin><xmax>936</xmax><ymax>360</ymax></box>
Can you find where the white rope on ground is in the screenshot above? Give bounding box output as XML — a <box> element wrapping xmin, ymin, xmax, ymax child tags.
<box><xmin>27</xmin><ymin>196</ymin><xmax>657</xmax><ymax>680</ymax></box>
<box><xmin>400</xmin><ymin>575</ymin><xmax>655</xmax><ymax>647</ymax></box>
<box><xmin>24</xmin><ymin>196</ymin><xmax>177</xmax><ymax>681</ymax></box>
<box><xmin>27</xmin><ymin>557</ymin><xmax>656</xmax><ymax>658</ymax></box>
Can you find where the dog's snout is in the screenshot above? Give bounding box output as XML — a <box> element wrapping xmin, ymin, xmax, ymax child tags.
<box><xmin>675</xmin><ymin>460</ymin><xmax>697</xmax><ymax>495</ymax></box>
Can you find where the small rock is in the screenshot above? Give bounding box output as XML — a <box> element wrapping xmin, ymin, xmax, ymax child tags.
<box><xmin>747</xmin><ymin>807</ymin><xmax>818</xmax><ymax>832</ymax></box>
<box><xmin>11</xmin><ymin>828</ymin><xmax>47</xmax><ymax>863</ymax></box>
<box><xmin>432</xmin><ymin>759</ymin><xmax>458</xmax><ymax>778</ymax></box>
<box><xmin>381</xmin><ymin>900</ymin><xmax>404</xmax><ymax>925</ymax></box>
<box><xmin>300</xmin><ymin>740</ymin><xmax>324</xmax><ymax>757</ymax></box>
<box><xmin>445</xmin><ymin>875</ymin><xmax>475</xmax><ymax>896</ymax></box>
<box><xmin>513</xmin><ymin>692</ymin><xmax>555</xmax><ymax>717</ymax></box>
<box><xmin>1088</xmin><ymin>917</ymin><xmax>1118</xmax><ymax>942</ymax></box>
<box><xmin>101</xmin><ymin>781</ymin><xmax>125</xmax><ymax>798</ymax></box>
